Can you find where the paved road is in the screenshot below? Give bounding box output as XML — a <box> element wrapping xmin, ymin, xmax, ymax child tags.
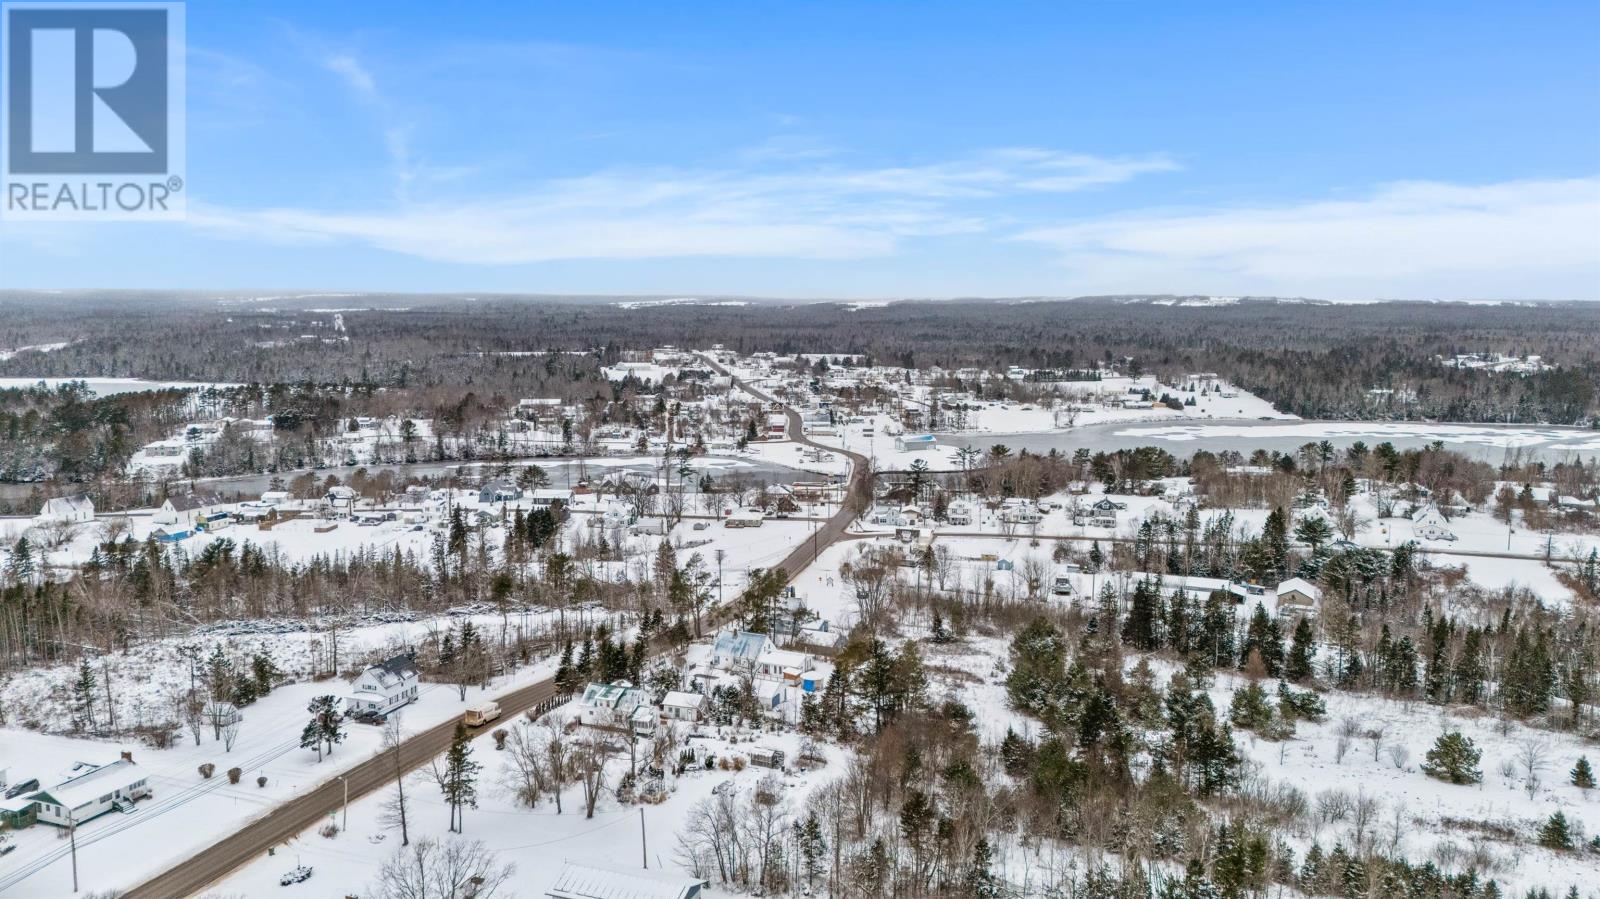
<box><xmin>115</xmin><ymin>357</ymin><xmax>870</xmax><ymax>899</ymax></box>
<box><xmin>696</xmin><ymin>354</ymin><xmax>873</xmax><ymax>579</ymax></box>
<box><xmin>121</xmin><ymin>679</ymin><xmax>560</xmax><ymax>899</ymax></box>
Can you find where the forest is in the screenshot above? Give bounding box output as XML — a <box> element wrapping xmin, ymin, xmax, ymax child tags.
<box><xmin>3</xmin><ymin>292</ymin><xmax>1597</xmax><ymax>424</ymax></box>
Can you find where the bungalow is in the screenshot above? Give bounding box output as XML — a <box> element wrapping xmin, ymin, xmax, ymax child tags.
<box><xmin>661</xmin><ymin>690</ymin><xmax>706</xmax><ymax>723</ymax></box>
<box><xmin>1091</xmin><ymin>497</ymin><xmax>1129</xmax><ymax>512</ymax></box>
<box><xmin>36</xmin><ymin>495</ymin><xmax>94</xmax><ymax>525</ymax></box>
<box><xmin>1411</xmin><ymin>506</ymin><xmax>1457</xmax><ymax>542</ymax></box>
<box><xmin>725</xmin><ymin>508</ymin><xmax>765</xmax><ymax>528</ymax></box>
<box><xmin>526</xmin><ymin>488</ymin><xmax>574</xmax><ymax>510</ymax></box>
<box><xmin>894</xmin><ymin>434</ymin><xmax>936</xmax><ymax>452</ymax></box>
<box><xmin>578</xmin><ymin>682</ymin><xmax>647</xmax><ymax>729</ymax></box>
<box><xmin>27</xmin><ymin>758</ymin><xmax>150</xmax><ymax>827</ymax></box>
<box><xmin>546</xmin><ymin>861</ymin><xmax>709</xmax><ymax>899</ymax></box>
<box><xmin>346</xmin><ymin>654</ymin><xmax>420</xmax><ymax>717</ymax></box>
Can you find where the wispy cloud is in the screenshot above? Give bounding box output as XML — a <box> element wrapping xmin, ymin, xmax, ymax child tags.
<box><xmin>191</xmin><ymin>149</ymin><xmax>1178</xmax><ymax>264</ymax></box>
<box><xmin>1014</xmin><ymin>178</ymin><xmax>1600</xmax><ymax>299</ymax></box>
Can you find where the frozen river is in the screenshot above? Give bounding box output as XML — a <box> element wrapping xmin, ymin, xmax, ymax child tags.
<box><xmin>938</xmin><ymin>418</ymin><xmax>1600</xmax><ymax>462</ymax></box>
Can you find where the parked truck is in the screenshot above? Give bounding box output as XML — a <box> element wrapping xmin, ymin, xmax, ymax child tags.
<box><xmin>464</xmin><ymin>701</ymin><xmax>501</xmax><ymax>727</ymax></box>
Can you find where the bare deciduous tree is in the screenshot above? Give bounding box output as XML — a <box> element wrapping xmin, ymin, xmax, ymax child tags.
<box><xmin>369</xmin><ymin>837</ymin><xmax>513</xmax><ymax>899</ymax></box>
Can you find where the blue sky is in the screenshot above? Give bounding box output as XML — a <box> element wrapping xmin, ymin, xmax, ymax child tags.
<box><xmin>3</xmin><ymin>0</ymin><xmax>1598</xmax><ymax>299</ymax></box>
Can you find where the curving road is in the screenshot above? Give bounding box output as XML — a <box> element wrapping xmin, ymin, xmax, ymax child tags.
<box><xmin>112</xmin><ymin>356</ymin><xmax>870</xmax><ymax>899</ymax></box>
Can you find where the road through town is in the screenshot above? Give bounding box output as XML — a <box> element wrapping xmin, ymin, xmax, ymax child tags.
<box><xmin>110</xmin><ymin>358</ymin><xmax>870</xmax><ymax>899</ymax></box>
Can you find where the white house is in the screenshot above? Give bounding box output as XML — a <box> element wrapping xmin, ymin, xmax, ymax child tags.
<box><xmin>346</xmin><ymin>654</ymin><xmax>420</xmax><ymax>716</ymax></box>
<box><xmin>578</xmin><ymin>682</ymin><xmax>647</xmax><ymax>729</ymax></box>
<box><xmin>36</xmin><ymin>495</ymin><xmax>93</xmax><ymax>525</ymax></box>
<box><xmin>156</xmin><ymin>492</ymin><xmax>224</xmax><ymax>526</ymax></box>
<box><xmin>27</xmin><ymin>759</ymin><xmax>150</xmax><ymax>827</ymax></box>
<box><xmin>945</xmin><ymin>499</ymin><xmax>975</xmax><ymax>527</ymax></box>
<box><xmin>660</xmin><ymin>691</ymin><xmax>706</xmax><ymax>723</ymax></box>
<box><xmin>709</xmin><ymin>631</ymin><xmax>774</xmax><ymax>673</ymax></box>
<box><xmin>1411</xmin><ymin>506</ymin><xmax>1457</xmax><ymax>542</ymax></box>
<box><xmin>546</xmin><ymin>861</ymin><xmax>709</xmax><ymax>899</ymax></box>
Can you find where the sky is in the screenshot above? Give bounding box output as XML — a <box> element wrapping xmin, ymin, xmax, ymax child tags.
<box><xmin>1</xmin><ymin>0</ymin><xmax>1598</xmax><ymax>300</ymax></box>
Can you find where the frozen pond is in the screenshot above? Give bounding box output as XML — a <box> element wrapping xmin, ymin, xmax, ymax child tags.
<box><xmin>938</xmin><ymin>418</ymin><xmax>1600</xmax><ymax>462</ymax></box>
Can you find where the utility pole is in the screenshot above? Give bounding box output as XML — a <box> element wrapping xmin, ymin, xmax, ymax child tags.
<box><xmin>68</xmin><ymin>807</ymin><xmax>78</xmax><ymax>893</ymax></box>
<box><xmin>340</xmin><ymin>775</ymin><xmax>349</xmax><ymax>830</ymax></box>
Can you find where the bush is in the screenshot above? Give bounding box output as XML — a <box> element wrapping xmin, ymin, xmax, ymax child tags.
<box><xmin>1421</xmin><ymin>732</ymin><xmax>1481</xmax><ymax>784</ymax></box>
<box><xmin>256</xmin><ymin>775</ymin><xmax>268</xmax><ymax>788</ymax></box>
<box><xmin>227</xmin><ymin>767</ymin><xmax>242</xmax><ymax>785</ymax></box>
<box><xmin>198</xmin><ymin>763</ymin><xmax>215</xmax><ymax>780</ymax></box>
<box><xmin>493</xmin><ymin>728</ymin><xmax>509</xmax><ymax>750</ymax></box>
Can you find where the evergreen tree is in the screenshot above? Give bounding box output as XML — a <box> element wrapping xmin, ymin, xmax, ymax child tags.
<box><xmin>440</xmin><ymin>722</ymin><xmax>481</xmax><ymax>833</ymax></box>
<box><xmin>72</xmin><ymin>658</ymin><xmax>97</xmax><ymax>730</ymax></box>
<box><xmin>1238</xmin><ymin>604</ymin><xmax>1285</xmax><ymax>676</ymax></box>
<box><xmin>1421</xmin><ymin>731</ymin><xmax>1481</xmax><ymax>784</ymax></box>
<box><xmin>1537</xmin><ymin>811</ymin><xmax>1574</xmax><ymax>850</ymax></box>
<box><xmin>1285</xmin><ymin>616</ymin><xmax>1317</xmax><ymax>682</ymax></box>
<box><xmin>1571</xmin><ymin>756</ymin><xmax>1595</xmax><ymax>790</ymax></box>
<box><xmin>963</xmin><ymin>837</ymin><xmax>1002</xmax><ymax>898</ymax></box>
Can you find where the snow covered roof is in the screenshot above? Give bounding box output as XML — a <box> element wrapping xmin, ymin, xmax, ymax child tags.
<box><xmin>33</xmin><ymin>759</ymin><xmax>142</xmax><ymax>808</ymax></box>
<box><xmin>1276</xmin><ymin>578</ymin><xmax>1322</xmax><ymax>602</ymax></box>
<box><xmin>39</xmin><ymin>495</ymin><xmax>92</xmax><ymax>517</ymax></box>
<box><xmin>711</xmin><ymin>630</ymin><xmax>770</xmax><ymax>662</ymax></box>
<box><xmin>662</xmin><ymin>691</ymin><xmax>704</xmax><ymax>710</ymax></box>
<box><xmin>165</xmin><ymin>492</ymin><xmax>221</xmax><ymax>512</ymax></box>
<box><xmin>547</xmin><ymin>861</ymin><xmax>708</xmax><ymax>899</ymax></box>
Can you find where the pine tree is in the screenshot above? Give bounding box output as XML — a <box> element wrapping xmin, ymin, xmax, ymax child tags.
<box><xmin>798</xmin><ymin>813</ymin><xmax>826</xmax><ymax>891</ymax></box>
<box><xmin>72</xmin><ymin>658</ymin><xmax>97</xmax><ymax>730</ymax></box>
<box><xmin>1285</xmin><ymin>616</ymin><xmax>1316</xmax><ymax>682</ymax></box>
<box><xmin>964</xmin><ymin>836</ymin><xmax>1002</xmax><ymax>898</ymax></box>
<box><xmin>1570</xmin><ymin>756</ymin><xmax>1595</xmax><ymax>790</ymax></box>
<box><xmin>1537</xmin><ymin>811</ymin><xmax>1574</xmax><ymax>850</ymax></box>
<box><xmin>1421</xmin><ymin>731</ymin><xmax>1481</xmax><ymax>784</ymax></box>
<box><xmin>440</xmin><ymin>722</ymin><xmax>481</xmax><ymax>833</ymax></box>
<box><xmin>1238</xmin><ymin>604</ymin><xmax>1284</xmax><ymax>676</ymax></box>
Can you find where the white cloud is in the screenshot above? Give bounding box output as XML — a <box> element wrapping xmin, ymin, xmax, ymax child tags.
<box><xmin>1015</xmin><ymin>177</ymin><xmax>1600</xmax><ymax>300</ymax></box>
<box><xmin>190</xmin><ymin>149</ymin><xmax>1176</xmax><ymax>264</ymax></box>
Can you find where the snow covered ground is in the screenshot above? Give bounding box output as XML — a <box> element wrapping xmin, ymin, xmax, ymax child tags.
<box><xmin>0</xmin><ymin>653</ymin><xmax>560</xmax><ymax>897</ymax></box>
<box><xmin>206</xmin><ymin>715</ymin><xmax>844</xmax><ymax>898</ymax></box>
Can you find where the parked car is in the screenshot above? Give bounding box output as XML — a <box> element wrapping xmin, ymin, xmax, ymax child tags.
<box><xmin>4</xmin><ymin>778</ymin><xmax>39</xmax><ymax>800</ymax></box>
<box><xmin>349</xmin><ymin>708</ymin><xmax>386</xmax><ymax>725</ymax></box>
<box><xmin>279</xmin><ymin>865</ymin><xmax>314</xmax><ymax>886</ymax></box>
